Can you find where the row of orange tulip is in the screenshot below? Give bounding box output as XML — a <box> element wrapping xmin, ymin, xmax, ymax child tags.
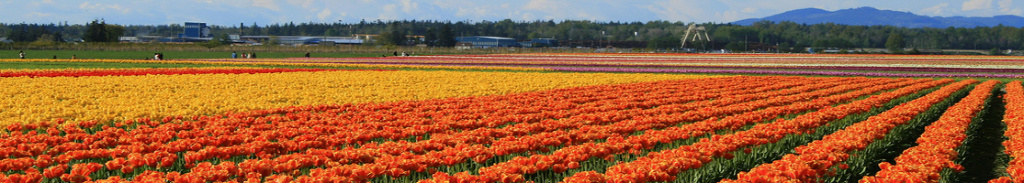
<box><xmin>862</xmin><ymin>80</ymin><xmax>998</xmax><ymax>182</ymax></box>
<box><xmin>175</xmin><ymin>76</ymin><xmax>821</xmax><ymax>182</ymax></box>
<box><xmin>398</xmin><ymin>77</ymin><xmax>890</xmax><ymax>182</ymax></box>
<box><xmin>483</xmin><ymin>77</ymin><xmax>937</xmax><ymax>183</ymax></box>
<box><xmin>555</xmin><ymin>78</ymin><xmax>950</xmax><ymax>183</ymax></box>
<box><xmin>7</xmin><ymin>72</ymin><xmax>1013</xmax><ymax>182</ymax></box>
<box><xmin>418</xmin><ymin>77</ymin><xmax>929</xmax><ymax>182</ymax></box>
<box><xmin>722</xmin><ymin>79</ymin><xmax>977</xmax><ymax>182</ymax></box>
<box><xmin>176</xmin><ymin>77</ymin><xmax>753</xmax><ymax>165</ymax></box>
<box><xmin>0</xmin><ymin>76</ymin><xmax>735</xmax><ymax>182</ymax></box>
<box><xmin>993</xmin><ymin>81</ymin><xmax>1024</xmax><ymax>183</ymax></box>
<box><xmin>0</xmin><ymin>76</ymin><xmax>861</xmax><ymax>182</ymax></box>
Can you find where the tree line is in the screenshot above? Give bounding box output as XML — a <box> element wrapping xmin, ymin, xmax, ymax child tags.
<box><xmin>4</xmin><ymin>19</ymin><xmax>1024</xmax><ymax>52</ymax></box>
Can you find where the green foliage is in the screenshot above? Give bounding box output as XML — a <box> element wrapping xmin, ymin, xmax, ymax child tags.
<box><xmin>390</xmin><ymin>30</ymin><xmax>406</xmax><ymax>46</ymax></box>
<box><xmin>826</xmin><ymin>84</ymin><xmax>970</xmax><ymax>183</ymax></box>
<box><xmin>266</xmin><ymin>35</ymin><xmax>280</xmax><ymax>45</ymax></box>
<box><xmin>437</xmin><ymin>23</ymin><xmax>457</xmax><ymax>47</ymax></box>
<box><xmin>989</xmin><ymin>48</ymin><xmax>1003</xmax><ymax>55</ymax></box>
<box><xmin>812</xmin><ymin>38</ymin><xmax>855</xmax><ymax>49</ymax></box>
<box><xmin>647</xmin><ymin>36</ymin><xmax>680</xmax><ymax>49</ymax></box>
<box><xmin>374</xmin><ymin>31</ymin><xmax>393</xmax><ymax>46</ymax></box>
<box><xmin>944</xmin><ymin>84</ymin><xmax>1002</xmax><ymax>182</ymax></box>
<box><xmin>375</xmin><ymin>30</ymin><xmax>407</xmax><ymax>46</ymax></box>
<box><xmin>672</xmin><ymin>82</ymin><xmax>944</xmax><ymax>183</ymax></box>
<box><xmin>198</xmin><ymin>34</ymin><xmax>232</xmax><ymax>49</ymax></box>
<box><xmin>424</xmin><ymin>28</ymin><xmax>438</xmax><ymax>46</ymax></box>
<box><xmin>83</xmin><ymin>20</ymin><xmax>124</xmax><ymax>43</ymax></box>
<box><xmin>724</xmin><ymin>42</ymin><xmax>745</xmax><ymax>52</ymax></box>
<box><xmin>886</xmin><ymin>33</ymin><xmax>905</xmax><ymax>53</ymax></box>
<box><xmin>84</xmin><ymin>20</ymin><xmax>106</xmax><ymax>42</ymax></box>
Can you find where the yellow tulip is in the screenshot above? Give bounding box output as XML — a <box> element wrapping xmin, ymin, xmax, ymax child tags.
<box><xmin>0</xmin><ymin>69</ymin><xmax>720</xmax><ymax>128</ymax></box>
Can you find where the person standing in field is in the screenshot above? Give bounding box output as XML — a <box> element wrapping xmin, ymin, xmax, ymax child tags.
<box><xmin>19</xmin><ymin>50</ymin><xmax>25</xmax><ymax>59</ymax></box>
<box><xmin>305</xmin><ymin>52</ymin><xmax>310</xmax><ymax>58</ymax></box>
<box><xmin>154</xmin><ymin>53</ymin><xmax>160</xmax><ymax>60</ymax></box>
<box><xmin>232</xmin><ymin>51</ymin><xmax>237</xmax><ymax>59</ymax></box>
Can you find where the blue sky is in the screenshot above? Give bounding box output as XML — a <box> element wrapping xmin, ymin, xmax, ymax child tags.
<box><xmin>2</xmin><ymin>0</ymin><xmax>1022</xmax><ymax>26</ymax></box>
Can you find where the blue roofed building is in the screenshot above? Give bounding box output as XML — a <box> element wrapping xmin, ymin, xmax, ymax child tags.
<box><xmin>183</xmin><ymin>22</ymin><xmax>210</xmax><ymax>38</ymax></box>
<box><xmin>456</xmin><ymin>36</ymin><xmax>518</xmax><ymax>48</ymax></box>
<box><xmin>530</xmin><ymin>38</ymin><xmax>558</xmax><ymax>47</ymax></box>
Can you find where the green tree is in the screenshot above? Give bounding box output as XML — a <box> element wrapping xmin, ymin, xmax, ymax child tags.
<box><xmin>84</xmin><ymin>20</ymin><xmax>108</xmax><ymax>42</ymax></box>
<box><xmin>885</xmin><ymin>33</ymin><xmax>905</xmax><ymax>53</ymax></box>
<box><xmin>646</xmin><ymin>36</ymin><xmax>679</xmax><ymax>49</ymax></box>
<box><xmin>376</xmin><ymin>30</ymin><xmax>406</xmax><ymax>46</ymax></box>
<box><xmin>375</xmin><ymin>31</ymin><xmax>393</xmax><ymax>46</ymax></box>
<box><xmin>105</xmin><ymin>24</ymin><xmax>124</xmax><ymax>42</ymax></box>
<box><xmin>199</xmin><ymin>34</ymin><xmax>231</xmax><ymax>49</ymax></box>
<box><xmin>216</xmin><ymin>33</ymin><xmax>231</xmax><ymax>44</ymax></box>
<box><xmin>437</xmin><ymin>23</ymin><xmax>456</xmax><ymax>47</ymax></box>
<box><xmin>389</xmin><ymin>30</ymin><xmax>405</xmax><ymax>46</ymax></box>
<box><xmin>424</xmin><ymin>28</ymin><xmax>437</xmax><ymax>46</ymax></box>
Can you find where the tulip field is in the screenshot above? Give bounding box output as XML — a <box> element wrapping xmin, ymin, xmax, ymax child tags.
<box><xmin>1</xmin><ymin>53</ymin><xmax>1024</xmax><ymax>183</ymax></box>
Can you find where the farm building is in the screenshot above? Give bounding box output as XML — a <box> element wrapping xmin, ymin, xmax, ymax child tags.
<box><xmin>182</xmin><ymin>22</ymin><xmax>210</xmax><ymax>38</ymax></box>
<box><xmin>456</xmin><ymin>36</ymin><xmax>518</xmax><ymax>48</ymax></box>
<box><xmin>519</xmin><ymin>38</ymin><xmax>558</xmax><ymax>47</ymax></box>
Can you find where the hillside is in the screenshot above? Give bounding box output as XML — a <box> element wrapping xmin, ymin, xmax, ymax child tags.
<box><xmin>733</xmin><ymin>7</ymin><xmax>1024</xmax><ymax>28</ymax></box>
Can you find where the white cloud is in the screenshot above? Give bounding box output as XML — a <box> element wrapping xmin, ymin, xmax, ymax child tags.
<box><xmin>998</xmin><ymin>0</ymin><xmax>1024</xmax><ymax>15</ymax></box>
<box><xmin>251</xmin><ymin>0</ymin><xmax>281</xmax><ymax>11</ymax></box>
<box><xmin>524</xmin><ymin>0</ymin><xmax>559</xmax><ymax>11</ymax></box>
<box><xmin>378</xmin><ymin>3</ymin><xmax>399</xmax><ymax>20</ymax></box>
<box><xmin>963</xmin><ymin>0</ymin><xmax>993</xmax><ymax>10</ymax></box>
<box><xmin>28</xmin><ymin>12</ymin><xmax>52</xmax><ymax>18</ymax></box>
<box><xmin>719</xmin><ymin>11</ymin><xmax>742</xmax><ymax>22</ymax></box>
<box><xmin>741</xmin><ymin>7</ymin><xmax>758</xmax><ymax>13</ymax></box>
<box><xmin>646</xmin><ymin>0</ymin><xmax>715</xmax><ymax>22</ymax></box>
<box><xmin>520</xmin><ymin>12</ymin><xmax>536</xmax><ymax>20</ymax></box>
<box><xmin>922</xmin><ymin>3</ymin><xmax>949</xmax><ymax>15</ymax></box>
<box><xmin>317</xmin><ymin>9</ymin><xmax>332</xmax><ymax>20</ymax></box>
<box><xmin>399</xmin><ymin>0</ymin><xmax>418</xmax><ymax>13</ymax></box>
<box><xmin>78</xmin><ymin>2</ymin><xmax>130</xmax><ymax>14</ymax></box>
<box><xmin>575</xmin><ymin>12</ymin><xmax>603</xmax><ymax>20</ymax></box>
<box><xmin>523</xmin><ymin>0</ymin><xmax>625</xmax><ymax>21</ymax></box>
<box><xmin>287</xmin><ymin>0</ymin><xmax>315</xmax><ymax>9</ymax></box>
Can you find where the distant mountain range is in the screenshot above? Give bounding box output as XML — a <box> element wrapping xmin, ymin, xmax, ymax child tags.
<box><xmin>732</xmin><ymin>7</ymin><xmax>1024</xmax><ymax>28</ymax></box>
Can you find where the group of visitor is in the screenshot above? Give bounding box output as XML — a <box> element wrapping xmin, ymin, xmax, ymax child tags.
<box><xmin>231</xmin><ymin>52</ymin><xmax>257</xmax><ymax>59</ymax></box>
